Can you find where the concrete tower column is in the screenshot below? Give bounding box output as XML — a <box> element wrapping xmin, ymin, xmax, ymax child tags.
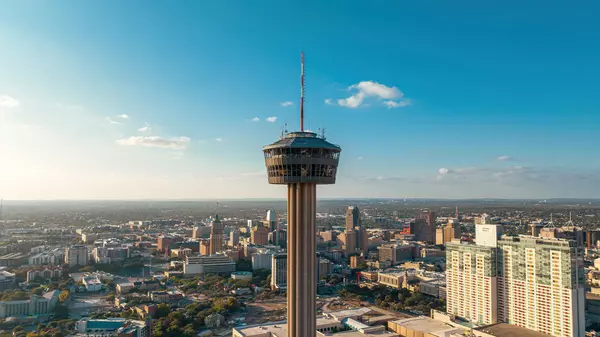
<box><xmin>287</xmin><ymin>183</ymin><xmax>316</xmax><ymax>337</ymax></box>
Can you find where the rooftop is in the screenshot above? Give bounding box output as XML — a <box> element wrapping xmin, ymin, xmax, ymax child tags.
<box><xmin>389</xmin><ymin>316</ymin><xmax>464</xmax><ymax>335</ymax></box>
<box><xmin>476</xmin><ymin>323</ymin><xmax>553</xmax><ymax>337</ymax></box>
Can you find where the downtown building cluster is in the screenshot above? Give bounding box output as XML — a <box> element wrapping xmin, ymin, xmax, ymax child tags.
<box><xmin>446</xmin><ymin>219</ymin><xmax>585</xmax><ymax>337</ymax></box>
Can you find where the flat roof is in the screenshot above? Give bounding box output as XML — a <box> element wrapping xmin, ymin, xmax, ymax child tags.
<box><xmin>390</xmin><ymin>316</ymin><xmax>459</xmax><ymax>334</ymax></box>
<box><xmin>476</xmin><ymin>323</ymin><xmax>553</xmax><ymax>337</ymax></box>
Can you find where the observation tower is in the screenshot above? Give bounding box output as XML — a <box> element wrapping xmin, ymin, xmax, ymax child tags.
<box><xmin>262</xmin><ymin>53</ymin><xmax>341</xmax><ymax>337</ymax></box>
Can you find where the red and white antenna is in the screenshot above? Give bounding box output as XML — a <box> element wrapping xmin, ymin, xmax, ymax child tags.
<box><xmin>300</xmin><ymin>52</ymin><xmax>305</xmax><ymax>131</ymax></box>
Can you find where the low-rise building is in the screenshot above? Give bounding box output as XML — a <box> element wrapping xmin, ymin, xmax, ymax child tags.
<box><xmin>183</xmin><ymin>254</ymin><xmax>236</xmax><ymax>276</ymax></box>
<box><xmin>76</xmin><ymin>318</ymin><xmax>151</xmax><ymax>337</ymax></box>
<box><xmin>388</xmin><ymin>316</ymin><xmax>465</xmax><ymax>337</ymax></box>
<box><xmin>0</xmin><ymin>290</ymin><xmax>59</xmax><ymax>318</ymax></box>
<box><xmin>26</xmin><ymin>266</ymin><xmax>63</xmax><ymax>283</ymax></box>
<box><xmin>0</xmin><ymin>270</ymin><xmax>16</xmax><ymax>291</ymax></box>
<box><xmin>83</xmin><ymin>275</ymin><xmax>102</xmax><ymax>292</ymax></box>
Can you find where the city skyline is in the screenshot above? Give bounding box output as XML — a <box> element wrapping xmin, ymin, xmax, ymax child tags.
<box><xmin>2</xmin><ymin>1</ymin><xmax>600</xmax><ymax>200</ymax></box>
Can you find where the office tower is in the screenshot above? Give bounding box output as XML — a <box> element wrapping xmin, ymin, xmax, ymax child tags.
<box><xmin>377</xmin><ymin>244</ymin><xmax>414</xmax><ymax>266</ymax></box>
<box><xmin>251</xmin><ymin>224</ymin><xmax>269</xmax><ymax>245</ymax></box>
<box><xmin>271</xmin><ymin>253</ymin><xmax>287</xmax><ymax>290</ymax></box>
<box><xmin>273</xmin><ymin>229</ymin><xmax>287</xmax><ymax>248</ymax></box>
<box><xmin>262</xmin><ymin>53</ymin><xmax>341</xmax><ymax>337</ymax></box>
<box><xmin>344</xmin><ymin>230</ymin><xmax>357</xmax><ymax>255</ymax></box>
<box><xmin>317</xmin><ymin>258</ymin><xmax>333</xmax><ymax>280</ymax></box>
<box><xmin>65</xmin><ymin>245</ymin><xmax>89</xmax><ymax>267</ymax></box>
<box><xmin>346</xmin><ymin>206</ymin><xmax>360</xmax><ymax>231</ymax></box>
<box><xmin>446</xmin><ymin>241</ymin><xmax>498</xmax><ymax>325</ymax></box>
<box><xmin>230</xmin><ymin>230</ymin><xmax>240</xmax><ymax>246</ymax></box>
<box><xmin>266</xmin><ymin>210</ymin><xmax>277</xmax><ymax>228</ymax></box>
<box><xmin>357</xmin><ymin>228</ymin><xmax>368</xmax><ymax>253</ymax></box>
<box><xmin>157</xmin><ymin>236</ymin><xmax>176</xmax><ymax>253</ymax></box>
<box><xmin>209</xmin><ymin>215</ymin><xmax>224</xmax><ymax>255</ymax></box>
<box><xmin>350</xmin><ymin>255</ymin><xmax>365</xmax><ymax>269</ymax></box>
<box><xmin>199</xmin><ymin>240</ymin><xmax>210</xmax><ymax>255</ymax></box>
<box><xmin>413</xmin><ymin>210</ymin><xmax>436</xmax><ymax>243</ymax></box>
<box><xmin>497</xmin><ymin>236</ymin><xmax>585</xmax><ymax>337</ymax></box>
<box><xmin>435</xmin><ymin>228</ymin><xmax>445</xmax><ymax>245</ymax></box>
<box><xmin>438</xmin><ymin>219</ymin><xmax>461</xmax><ymax>245</ymax></box>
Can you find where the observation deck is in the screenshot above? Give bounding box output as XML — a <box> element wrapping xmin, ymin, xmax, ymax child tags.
<box><xmin>263</xmin><ymin>131</ymin><xmax>341</xmax><ymax>185</ymax></box>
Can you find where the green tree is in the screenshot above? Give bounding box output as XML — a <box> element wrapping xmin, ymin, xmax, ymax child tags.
<box><xmin>58</xmin><ymin>290</ymin><xmax>70</xmax><ymax>302</ymax></box>
<box><xmin>156</xmin><ymin>303</ymin><xmax>171</xmax><ymax>318</ymax></box>
<box><xmin>54</xmin><ymin>304</ymin><xmax>69</xmax><ymax>319</ymax></box>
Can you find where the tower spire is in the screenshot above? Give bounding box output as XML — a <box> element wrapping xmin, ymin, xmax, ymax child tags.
<box><xmin>300</xmin><ymin>52</ymin><xmax>305</xmax><ymax>131</ymax></box>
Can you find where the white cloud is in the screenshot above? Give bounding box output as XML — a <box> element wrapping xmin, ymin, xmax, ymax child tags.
<box><xmin>438</xmin><ymin>168</ymin><xmax>450</xmax><ymax>175</ymax></box>
<box><xmin>325</xmin><ymin>98</ymin><xmax>334</xmax><ymax>105</ymax></box>
<box><xmin>106</xmin><ymin>117</ymin><xmax>121</xmax><ymax>124</ymax></box>
<box><xmin>383</xmin><ymin>100</ymin><xmax>411</xmax><ymax>109</ymax></box>
<box><xmin>252</xmin><ymin>117</ymin><xmax>260</xmax><ymax>122</ymax></box>
<box><xmin>215</xmin><ymin>137</ymin><xmax>223</xmax><ymax>142</ymax></box>
<box><xmin>338</xmin><ymin>92</ymin><xmax>366</xmax><ymax>108</ymax></box>
<box><xmin>335</xmin><ymin>81</ymin><xmax>409</xmax><ymax>109</ymax></box>
<box><xmin>0</xmin><ymin>95</ymin><xmax>19</xmax><ymax>108</ymax></box>
<box><xmin>280</xmin><ymin>101</ymin><xmax>293</xmax><ymax>107</ymax></box>
<box><xmin>266</xmin><ymin>116</ymin><xmax>278</xmax><ymax>123</ymax></box>
<box><xmin>138</xmin><ymin>123</ymin><xmax>151</xmax><ymax>132</ymax></box>
<box><xmin>117</xmin><ymin>114</ymin><xmax>129</xmax><ymax>119</ymax></box>
<box><xmin>496</xmin><ymin>155</ymin><xmax>512</xmax><ymax>161</ymax></box>
<box><xmin>116</xmin><ymin>136</ymin><xmax>190</xmax><ymax>149</ymax></box>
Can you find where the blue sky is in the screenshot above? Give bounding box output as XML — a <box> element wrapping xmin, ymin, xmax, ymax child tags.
<box><xmin>1</xmin><ymin>1</ymin><xmax>599</xmax><ymax>199</ymax></box>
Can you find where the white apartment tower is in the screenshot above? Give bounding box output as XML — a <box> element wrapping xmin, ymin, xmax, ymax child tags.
<box><xmin>445</xmin><ymin>241</ymin><xmax>498</xmax><ymax>325</ymax></box>
<box><xmin>497</xmin><ymin>236</ymin><xmax>585</xmax><ymax>337</ymax></box>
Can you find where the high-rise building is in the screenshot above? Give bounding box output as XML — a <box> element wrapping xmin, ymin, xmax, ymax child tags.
<box><xmin>346</xmin><ymin>206</ymin><xmax>360</xmax><ymax>232</ymax></box>
<box><xmin>357</xmin><ymin>228</ymin><xmax>368</xmax><ymax>253</ymax></box>
<box><xmin>230</xmin><ymin>230</ymin><xmax>240</xmax><ymax>246</ymax></box>
<box><xmin>267</xmin><ymin>210</ymin><xmax>277</xmax><ymax>230</ymax></box>
<box><xmin>262</xmin><ymin>53</ymin><xmax>341</xmax><ymax>337</ymax></box>
<box><xmin>413</xmin><ymin>210</ymin><xmax>436</xmax><ymax>243</ymax></box>
<box><xmin>377</xmin><ymin>244</ymin><xmax>414</xmax><ymax>266</ymax></box>
<box><xmin>251</xmin><ymin>225</ymin><xmax>269</xmax><ymax>245</ymax></box>
<box><xmin>497</xmin><ymin>236</ymin><xmax>585</xmax><ymax>337</ymax></box>
<box><xmin>437</xmin><ymin>220</ymin><xmax>461</xmax><ymax>245</ymax></box>
<box><xmin>271</xmin><ymin>253</ymin><xmax>287</xmax><ymax>290</ymax></box>
<box><xmin>317</xmin><ymin>258</ymin><xmax>333</xmax><ymax>280</ymax></box>
<box><xmin>344</xmin><ymin>230</ymin><xmax>357</xmax><ymax>255</ymax></box>
<box><xmin>350</xmin><ymin>255</ymin><xmax>365</xmax><ymax>269</ymax></box>
<box><xmin>209</xmin><ymin>215</ymin><xmax>224</xmax><ymax>255</ymax></box>
<box><xmin>65</xmin><ymin>245</ymin><xmax>88</xmax><ymax>267</ymax></box>
<box><xmin>157</xmin><ymin>236</ymin><xmax>176</xmax><ymax>253</ymax></box>
<box><xmin>446</xmin><ymin>241</ymin><xmax>498</xmax><ymax>326</ymax></box>
<box><xmin>252</xmin><ymin>253</ymin><xmax>272</xmax><ymax>271</ymax></box>
<box><xmin>199</xmin><ymin>239</ymin><xmax>210</xmax><ymax>256</ymax></box>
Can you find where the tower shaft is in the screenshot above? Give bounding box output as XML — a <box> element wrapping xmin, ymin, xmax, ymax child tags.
<box><xmin>287</xmin><ymin>183</ymin><xmax>316</xmax><ymax>337</ymax></box>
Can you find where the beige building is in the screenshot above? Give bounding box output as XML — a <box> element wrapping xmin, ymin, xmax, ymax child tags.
<box><xmin>251</xmin><ymin>225</ymin><xmax>269</xmax><ymax>245</ymax></box>
<box><xmin>350</xmin><ymin>255</ymin><xmax>365</xmax><ymax>269</ymax></box>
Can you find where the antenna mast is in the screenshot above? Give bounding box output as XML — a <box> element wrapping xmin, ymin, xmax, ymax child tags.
<box><xmin>300</xmin><ymin>52</ymin><xmax>305</xmax><ymax>131</ymax></box>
